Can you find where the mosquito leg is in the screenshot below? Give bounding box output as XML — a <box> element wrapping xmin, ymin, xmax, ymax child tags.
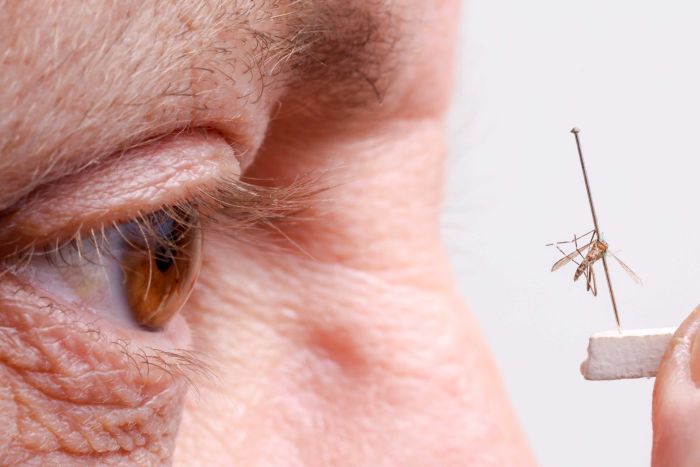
<box><xmin>573</xmin><ymin>234</ymin><xmax>590</xmax><ymax>262</ymax></box>
<box><xmin>581</xmin><ymin>263</ymin><xmax>597</xmax><ymax>296</ymax></box>
<box><xmin>585</xmin><ymin>265</ymin><xmax>592</xmax><ymax>292</ymax></box>
<box><xmin>556</xmin><ymin>244</ymin><xmax>581</xmax><ymax>266</ymax></box>
<box><xmin>546</xmin><ymin>229</ymin><xmax>596</xmax><ymax>247</ymax></box>
<box><xmin>574</xmin><ymin>234</ymin><xmax>582</xmax><ymax>257</ymax></box>
<box><xmin>581</xmin><ymin>229</ymin><xmax>596</xmax><ymax>244</ymax></box>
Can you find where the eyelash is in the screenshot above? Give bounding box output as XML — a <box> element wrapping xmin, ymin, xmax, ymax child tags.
<box><xmin>0</xmin><ymin>174</ymin><xmax>321</xmax><ymax>273</ymax></box>
<box><xmin>3</xmin><ymin>204</ymin><xmax>199</xmax><ymax>275</ymax></box>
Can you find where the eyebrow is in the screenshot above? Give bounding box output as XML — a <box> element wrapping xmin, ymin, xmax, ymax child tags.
<box><xmin>0</xmin><ymin>0</ymin><xmax>398</xmax><ymax>209</ymax></box>
<box><xmin>273</xmin><ymin>1</ymin><xmax>398</xmax><ymax>104</ymax></box>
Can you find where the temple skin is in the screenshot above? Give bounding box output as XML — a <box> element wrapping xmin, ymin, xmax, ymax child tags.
<box><xmin>0</xmin><ymin>0</ymin><xmax>694</xmax><ymax>465</ymax></box>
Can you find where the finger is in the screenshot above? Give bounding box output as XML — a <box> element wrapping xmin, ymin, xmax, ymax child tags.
<box><xmin>652</xmin><ymin>305</ymin><xmax>700</xmax><ymax>466</ymax></box>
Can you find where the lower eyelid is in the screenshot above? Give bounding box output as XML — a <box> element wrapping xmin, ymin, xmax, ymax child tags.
<box><xmin>3</xmin><ymin>272</ymin><xmax>193</xmax><ymax>352</ymax></box>
<box><xmin>0</xmin><ymin>280</ymin><xmax>189</xmax><ymax>459</ymax></box>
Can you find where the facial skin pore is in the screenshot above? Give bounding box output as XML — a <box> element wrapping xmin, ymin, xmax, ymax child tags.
<box><xmin>0</xmin><ymin>1</ymin><xmax>541</xmax><ymax>465</ymax></box>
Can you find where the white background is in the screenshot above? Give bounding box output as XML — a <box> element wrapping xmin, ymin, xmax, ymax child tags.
<box><xmin>445</xmin><ymin>2</ymin><xmax>700</xmax><ymax>466</ymax></box>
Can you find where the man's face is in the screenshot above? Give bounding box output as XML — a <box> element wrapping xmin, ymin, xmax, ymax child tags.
<box><xmin>0</xmin><ymin>1</ymin><xmax>535</xmax><ymax>464</ymax></box>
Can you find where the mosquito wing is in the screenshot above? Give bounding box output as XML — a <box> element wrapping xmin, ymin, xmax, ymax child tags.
<box><xmin>607</xmin><ymin>251</ymin><xmax>643</xmax><ymax>285</ymax></box>
<box><xmin>551</xmin><ymin>241</ymin><xmax>593</xmax><ymax>272</ymax></box>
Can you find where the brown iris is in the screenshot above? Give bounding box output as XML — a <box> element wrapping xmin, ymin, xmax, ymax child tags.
<box><xmin>121</xmin><ymin>212</ymin><xmax>202</xmax><ymax>329</ymax></box>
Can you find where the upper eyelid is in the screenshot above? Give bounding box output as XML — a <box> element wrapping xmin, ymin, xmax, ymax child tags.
<box><xmin>0</xmin><ymin>132</ymin><xmax>240</xmax><ymax>247</ymax></box>
<box><xmin>0</xmin><ymin>169</ymin><xmax>323</xmax><ymax>266</ymax></box>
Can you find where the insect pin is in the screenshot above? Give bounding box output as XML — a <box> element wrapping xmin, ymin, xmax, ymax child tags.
<box><xmin>548</xmin><ymin>128</ymin><xmax>641</xmax><ymax>331</ymax></box>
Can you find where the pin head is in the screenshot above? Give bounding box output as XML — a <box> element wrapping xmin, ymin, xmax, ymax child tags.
<box><xmin>571</xmin><ymin>127</ymin><xmax>581</xmax><ymax>134</ymax></box>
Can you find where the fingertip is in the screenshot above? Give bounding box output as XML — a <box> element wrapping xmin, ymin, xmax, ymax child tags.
<box><xmin>652</xmin><ymin>305</ymin><xmax>700</xmax><ymax>466</ymax></box>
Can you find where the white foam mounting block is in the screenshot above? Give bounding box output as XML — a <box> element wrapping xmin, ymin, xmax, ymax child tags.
<box><xmin>580</xmin><ymin>328</ymin><xmax>676</xmax><ymax>380</ymax></box>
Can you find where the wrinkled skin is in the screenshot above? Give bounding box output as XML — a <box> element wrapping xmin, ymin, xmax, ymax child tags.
<box><xmin>0</xmin><ymin>0</ymin><xmax>692</xmax><ymax>465</ymax></box>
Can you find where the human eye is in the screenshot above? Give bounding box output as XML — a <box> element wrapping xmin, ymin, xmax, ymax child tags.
<box><xmin>3</xmin><ymin>205</ymin><xmax>203</xmax><ymax>331</ymax></box>
<box><xmin>0</xmin><ymin>132</ymin><xmax>318</xmax><ymax>340</ymax></box>
<box><xmin>0</xmin><ymin>134</ymin><xmax>229</xmax><ymax>340</ymax></box>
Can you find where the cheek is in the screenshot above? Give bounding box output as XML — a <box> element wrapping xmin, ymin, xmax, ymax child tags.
<box><xmin>180</xmin><ymin>236</ymin><xmax>529</xmax><ymax>464</ymax></box>
<box><xmin>0</xmin><ymin>281</ymin><xmax>187</xmax><ymax>465</ymax></box>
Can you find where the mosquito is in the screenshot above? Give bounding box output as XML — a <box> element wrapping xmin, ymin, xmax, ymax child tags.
<box><xmin>549</xmin><ymin>128</ymin><xmax>641</xmax><ymax>330</ymax></box>
<box><xmin>548</xmin><ymin>229</ymin><xmax>642</xmax><ymax>297</ymax></box>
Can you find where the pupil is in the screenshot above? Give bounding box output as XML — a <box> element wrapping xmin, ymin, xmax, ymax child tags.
<box><xmin>149</xmin><ymin>213</ymin><xmax>187</xmax><ymax>274</ymax></box>
<box><xmin>154</xmin><ymin>244</ymin><xmax>174</xmax><ymax>272</ymax></box>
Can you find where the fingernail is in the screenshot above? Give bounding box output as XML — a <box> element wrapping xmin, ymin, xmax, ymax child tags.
<box><xmin>690</xmin><ymin>326</ymin><xmax>700</xmax><ymax>386</ymax></box>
